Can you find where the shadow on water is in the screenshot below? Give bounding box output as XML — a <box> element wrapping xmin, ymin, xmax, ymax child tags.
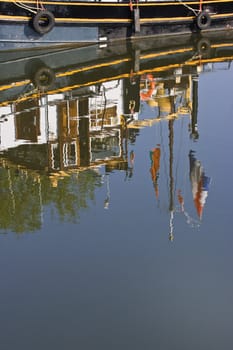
<box><xmin>0</xmin><ymin>31</ymin><xmax>232</xmax><ymax>234</ymax></box>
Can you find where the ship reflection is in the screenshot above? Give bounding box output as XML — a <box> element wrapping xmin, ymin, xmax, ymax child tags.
<box><xmin>0</xmin><ymin>32</ymin><xmax>232</xmax><ymax>234</ymax></box>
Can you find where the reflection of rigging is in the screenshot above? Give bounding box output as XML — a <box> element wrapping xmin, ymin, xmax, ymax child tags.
<box><xmin>103</xmin><ymin>173</ymin><xmax>110</xmax><ymax>209</ymax></box>
<box><xmin>189</xmin><ymin>150</ymin><xmax>211</xmax><ymax>220</ymax></box>
<box><xmin>147</xmin><ymin>73</ymin><xmax>211</xmax><ymax>241</ymax></box>
<box><xmin>177</xmin><ymin>189</ymin><xmax>201</xmax><ymax>229</ymax></box>
<box><xmin>168</xmin><ymin>117</ymin><xmax>175</xmax><ymax>242</ymax></box>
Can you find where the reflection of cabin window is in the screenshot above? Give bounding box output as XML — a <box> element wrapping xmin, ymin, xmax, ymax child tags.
<box><xmin>50</xmin><ymin>141</ymin><xmax>78</xmax><ymax>171</ymax></box>
<box><xmin>90</xmin><ymin>106</ymin><xmax>117</xmax><ymax>129</ymax></box>
<box><xmin>15</xmin><ymin>99</ymin><xmax>40</xmax><ymax>142</ymax></box>
<box><xmin>51</xmin><ymin>143</ymin><xmax>60</xmax><ymax>170</ymax></box>
<box><xmin>63</xmin><ymin>142</ymin><xmax>77</xmax><ymax>167</ymax></box>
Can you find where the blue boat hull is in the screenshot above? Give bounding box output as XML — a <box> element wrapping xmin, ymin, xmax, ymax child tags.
<box><xmin>1</xmin><ymin>0</ymin><xmax>233</xmax><ymax>46</ymax></box>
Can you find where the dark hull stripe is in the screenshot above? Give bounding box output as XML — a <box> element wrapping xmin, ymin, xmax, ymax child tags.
<box><xmin>2</xmin><ymin>0</ymin><xmax>233</xmax><ymax>5</ymax></box>
<box><xmin>2</xmin><ymin>0</ymin><xmax>233</xmax><ymax>21</ymax></box>
<box><xmin>1</xmin><ymin>13</ymin><xmax>233</xmax><ymax>23</ymax></box>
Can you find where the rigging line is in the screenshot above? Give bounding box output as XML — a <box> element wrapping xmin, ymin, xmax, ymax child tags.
<box><xmin>155</xmin><ymin>109</ymin><xmax>160</xmax><ymax>141</ymax></box>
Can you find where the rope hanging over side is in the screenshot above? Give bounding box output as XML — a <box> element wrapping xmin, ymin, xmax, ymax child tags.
<box><xmin>13</xmin><ymin>0</ymin><xmax>45</xmax><ymax>15</ymax></box>
<box><xmin>176</xmin><ymin>0</ymin><xmax>199</xmax><ymax>16</ymax></box>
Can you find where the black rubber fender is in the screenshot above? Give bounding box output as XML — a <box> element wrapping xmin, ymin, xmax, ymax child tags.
<box><xmin>32</xmin><ymin>10</ymin><xmax>55</xmax><ymax>35</ymax></box>
<box><xmin>197</xmin><ymin>37</ymin><xmax>211</xmax><ymax>57</ymax></box>
<box><xmin>196</xmin><ymin>11</ymin><xmax>211</xmax><ymax>30</ymax></box>
<box><xmin>32</xmin><ymin>66</ymin><xmax>55</xmax><ymax>91</ymax></box>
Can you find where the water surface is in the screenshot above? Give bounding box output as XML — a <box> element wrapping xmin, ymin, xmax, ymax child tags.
<box><xmin>0</xmin><ymin>34</ymin><xmax>233</xmax><ymax>350</ymax></box>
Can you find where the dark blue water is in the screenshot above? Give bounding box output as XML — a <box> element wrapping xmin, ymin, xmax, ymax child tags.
<box><xmin>0</xmin><ymin>37</ymin><xmax>233</xmax><ymax>350</ymax></box>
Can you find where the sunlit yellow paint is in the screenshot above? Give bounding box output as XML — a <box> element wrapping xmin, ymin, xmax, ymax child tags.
<box><xmin>0</xmin><ymin>15</ymin><xmax>30</xmax><ymax>20</ymax></box>
<box><xmin>0</xmin><ymin>80</ymin><xmax>30</xmax><ymax>92</ymax></box>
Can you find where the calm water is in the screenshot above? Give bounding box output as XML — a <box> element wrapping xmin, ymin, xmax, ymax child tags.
<box><xmin>0</xmin><ymin>35</ymin><xmax>233</xmax><ymax>349</ymax></box>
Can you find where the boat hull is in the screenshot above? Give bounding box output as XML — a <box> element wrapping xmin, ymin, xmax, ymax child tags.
<box><xmin>1</xmin><ymin>0</ymin><xmax>233</xmax><ymax>45</ymax></box>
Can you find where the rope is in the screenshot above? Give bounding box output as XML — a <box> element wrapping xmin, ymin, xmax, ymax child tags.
<box><xmin>176</xmin><ymin>0</ymin><xmax>199</xmax><ymax>16</ymax></box>
<box><xmin>13</xmin><ymin>0</ymin><xmax>45</xmax><ymax>15</ymax></box>
<box><xmin>14</xmin><ymin>2</ymin><xmax>37</xmax><ymax>14</ymax></box>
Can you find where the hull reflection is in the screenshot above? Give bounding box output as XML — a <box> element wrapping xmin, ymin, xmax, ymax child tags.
<box><xmin>0</xmin><ymin>32</ymin><xmax>231</xmax><ymax>233</ymax></box>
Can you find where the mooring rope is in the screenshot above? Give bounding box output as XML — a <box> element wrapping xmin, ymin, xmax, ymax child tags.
<box><xmin>13</xmin><ymin>0</ymin><xmax>45</xmax><ymax>15</ymax></box>
<box><xmin>176</xmin><ymin>0</ymin><xmax>199</xmax><ymax>16</ymax></box>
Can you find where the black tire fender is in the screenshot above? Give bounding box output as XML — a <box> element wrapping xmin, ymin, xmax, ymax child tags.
<box><xmin>197</xmin><ymin>37</ymin><xmax>211</xmax><ymax>57</ymax></box>
<box><xmin>32</xmin><ymin>66</ymin><xmax>55</xmax><ymax>91</ymax></box>
<box><xmin>32</xmin><ymin>10</ymin><xmax>55</xmax><ymax>35</ymax></box>
<box><xmin>196</xmin><ymin>11</ymin><xmax>211</xmax><ymax>30</ymax></box>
